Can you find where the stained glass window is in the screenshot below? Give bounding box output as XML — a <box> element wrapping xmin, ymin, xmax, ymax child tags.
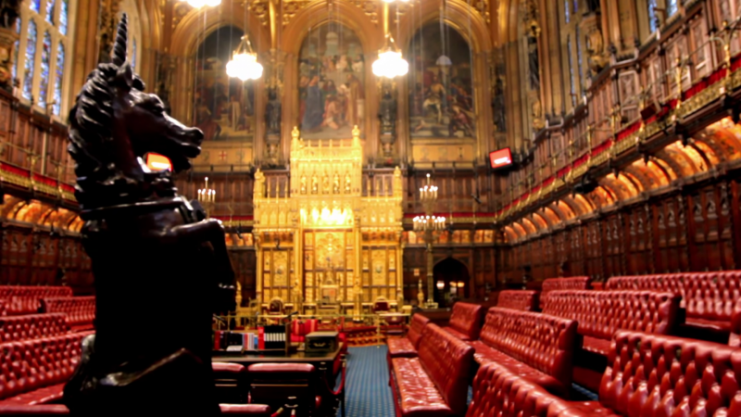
<box><xmin>60</xmin><ymin>0</ymin><xmax>68</xmax><ymax>35</ymax></box>
<box><xmin>568</xmin><ymin>37</ymin><xmax>576</xmax><ymax>107</ymax></box>
<box><xmin>45</xmin><ymin>0</ymin><xmax>55</xmax><ymax>24</ymax></box>
<box><xmin>576</xmin><ymin>27</ymin><xmax>584</xmax><ymax>83</ymax></box>
<box><xmin>23</xmin><ymin>20</ymin><xmax>37</xmax><ymax>100</ymax></box>
<box><xmin>132</xmin><ymin>38</ymin><xmax>137</xmax><ymax>70</ymax></box>
<box><xmin>648</xmin><ymin>0</ymin><xmax>658</xmax><ymax>33</ymax></box>
<box><xmin>39</xmin><ymin>31</ymin><xmax>51</xmax><ymax>108</ymax></box>
<box><xmin>565</xmin><ymin>0</ymin><xmax>570</xmax><ymax>23</ymax></box>
<box><xmin>53</xmin><ymin>43</ymin><xmax>64</xmax><ymax>115</ymax></box>
<box><xmin>12</xmin><ymin>39</ymin><xmax>19</xmax><ymax>81</ymax></box>
<box><xmin>667</xmin><ymin>0</ymin><xmax>678</xmax><ymax>16</ymax></box>
<box><xmin>17</xmin><ymin>0</ymin><xmax>75</xmax><ymax>114</ymax></box>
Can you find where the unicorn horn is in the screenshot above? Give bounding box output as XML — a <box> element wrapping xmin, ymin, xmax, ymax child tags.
<box><xmin>111</xmin><ymin>13</ymin><xmax>128</xmax><ymax>67</ymax></box>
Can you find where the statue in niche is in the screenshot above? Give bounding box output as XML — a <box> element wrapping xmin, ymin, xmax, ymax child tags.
<box><xmin>378</xmin><ymin>85</ymin><xmax>397</xmax><ymax>136</ymax></box>
<box><xmin>300</xmin><ymin>176</ymin><xmax>307</xmax><ymax>193</ymax></box>
<box><xmin>322</xmin><ymin>172</ymin><xmax>330</xmax><ymax>194</ymax></box>
<box><xmin>62</xmin><ymin>15</ymin><xmax>234</xmax><ymax>415</ymax></box>
<box><xmin>586</xmin><ymin>0</ymin><xmax>600</xmax><ymax>13</ymax></box>
<box><xmin>333</xmin><ymin>173</ymin><xmax>340</xmax><ymax>194</ymax></box>
<box><xmin>311</xmin><ymin>175</ymin><xmax>319</xmax><ymax>194</ymax></box>
<box><xmin>492</xmin><ymin>74</ymin><xmax>506</xmax><ymax>132</ymax></box>
<box><xmin>0</xmin><ymin>0</ymin><xmax>19</xmax><ymax>28</ymax></box>
<box><xmin>265</xmin><ymin>87</ymin><xmax>281</xmax><ymax>135</ymax></box>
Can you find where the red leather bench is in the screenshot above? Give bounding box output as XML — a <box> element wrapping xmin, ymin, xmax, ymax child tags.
<box><xmin>466</xmin><ymin>362</ymin><xmax>577</xmax><ymax>417</ymax></box>
<box><xmin>0</xmin><ymin>332</ymin><xmax>92</xmax><ymax>405</ymax></box>
<box><xmin>540</xmin><ymin>277</ymin><xmax>591</xmax><ymax>308</ymax></box>
<box><xmin>730</xmin><ymin>298</ymin><xmax>741</xmax><ymax>348</ymax></box>
<box><xmin>467</xmin><ymin>329</ymin><xmax>741</xmax><ymax>416</ymax></box>
<box><xmin>0</xmin><ymin>287</ymin><xmax>73</xmax><ymax>316</ymax></box>
<box><xmin>0</xmin><ymin>314</ymin><xmax>69</xmax><ymax>343</ymax></box>
<box><xmin>496</xmin><ymin>290</ymin><xmax>539</xmax><ymax>311</ymax></box>
<box><xmin>606</xmin><ymin>271</ymin><xmax>741</xmax><ymax>340</ymax></box>
<box><xmin>470</xmin><ymin>307</ymin><xmax>577</xmax><ymax>397</ymax></box>
<box><xmin>40</xmin><ymin>298</ymin><xmax>95</xmax><ymax>332</ymax></box>
<box><xmin>387</xmin><ymin>313</ymin><xmax>430</xmax><ymax>359</ymax></box>
<box><xmin>0</xmin><ymin>404</ymin><xmax>273</xmax><ymax>416</ymax></box>
<box><xmin>542</xmin><ymin>290</ymin><xmax>680</xmax><ymax>356</ymax></box>
<box><xmin>442</xmin><ymin>302</ymin><xmax>484</xmax><ymax>341</ymax></box>
<box><xmin>542</xmin><ymin>290</ymin><xmax>680</xmax><ymax>391</ymax></box>
<box><xmin>390</xmin><ymin>323</ymin><xmax>474</xmax><ymax>417</ymax></box>
<box><xmin>0</xmin><ymin>301</ymin><xmax>6</xmax><ymax>317</ymax></box>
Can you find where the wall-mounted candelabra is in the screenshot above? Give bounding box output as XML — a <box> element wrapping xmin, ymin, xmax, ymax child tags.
<box><xmin>413</xmin><ymin>173</ymin><xmax>445</xmax><ymax>307</ymax></box>
<box><xmin>197</xmin><ymin>177</ymin><xmax>216</xmax><ymax>217</ymax></box>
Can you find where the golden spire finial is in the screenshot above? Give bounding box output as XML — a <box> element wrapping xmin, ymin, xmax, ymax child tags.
<box><xmin>291</xmin><ymin>126</ymin><xmax>301</xmax><ymax>149</ymax></box>
<box><xmin>352</xmin><ymin>125</ymin><xmax>360</xmax><ymax>148</ymax></box>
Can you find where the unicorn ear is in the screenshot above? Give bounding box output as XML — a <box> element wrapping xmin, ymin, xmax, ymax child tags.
<box><xmin>115</xmin><ymin>63</ymin><xmax>134</xmax><ymax>90</ymax></box>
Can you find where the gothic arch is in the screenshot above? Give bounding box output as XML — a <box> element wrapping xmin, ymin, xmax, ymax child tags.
<box><xmin>170</xmin><ymin>4</ymin><xmax>270</xmax><ymax>56</ymax></box>
<box><xmin>396</xmin><ymin>0</ymin><xmax>492</xmax><ymax>53</ymax></box>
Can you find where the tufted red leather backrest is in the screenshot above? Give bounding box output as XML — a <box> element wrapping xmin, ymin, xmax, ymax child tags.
<box><xmin>541</xmin><ymin>277</ymin><xmax>591</xmax><ymax>308</ymax></box>
<box><xmin>417</xmin><ymin>323</ymin><xmax>474</xmax><ymax>416</ymax></box>
<box><xmin>0</xmin><ymin>286</ymin><xmax>73</xmax><ymax>316</ymax></box>
<box><xmin>41</xmin><ymin>297</ymin><xmax>95</xmax><ymax>327</ymax></box>
<box><xmin>0</xmin><ymin>332</ymin><xmax>89</xmax><ymax>400</ymax></box>
<box><xmin>466</xmin><ymin>362</ymin><xmax>573</xmax><ymax>417</ymax></box>
<box><xmin>0</xmin><ymin>300</ymin><xmax>5</xmax><ymax>317</ymax></box>
<box><xmin>542</xmin><ymin>290</ymin><xmax>680</xmax><ymax>340</ymax></box>
<box><xmin>542</xmin><ymin>277</ymin><xmax>592</xmax><ymax>293</ymax></box>
<box><xmin>600</xmin><ymin>330</ymin><xmax>741</xmax><ymax>416</ymax></box>
<box><xmin>479</xmin><ymin>307</ymin><xmax>577</xmax><ymax>387</ymax></box>
<box><xmin>496</xmin><ymin>290</ymin><xmax>539</xmax><ymax>311</ymax></box>
<box><xmin>730</xmin><ymin>299</ymin><xmax>741</xmax><ymax>348</ymax></box>
<box><xmin>407</xmin><ymin>313</ymin><xmax>430</xmax><ymax>349</ymax></box>
<box><xmin>448</xmin><ymin>302</ymin><xmax>484</xmax><ymax>340</ymax></box>
<box><xmin>606</xmin><ymin>271</ymin><xmax>741</xmax><ymax>322</ymax></box>
<box><xmin>0</xmin><ymin>314</ymin><xmax>69</xmax><ymax>343</ymax></box>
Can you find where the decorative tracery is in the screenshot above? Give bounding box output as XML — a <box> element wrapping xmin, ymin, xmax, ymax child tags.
<box><xmin>16</xmin><ymin>0</ymin><xmax>75</xmax><ymax>116</ymax></box>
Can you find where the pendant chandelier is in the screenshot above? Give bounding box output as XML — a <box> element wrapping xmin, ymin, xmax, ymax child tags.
<box><xmin>372</xmin><ymin>35</ymin><xmax>409</xmax><ymax>78</ymax></box>
<box><xmin>180</xmin><ymin>0</ymin><xmax>221</xmax><ymax>8</ymax></box>
<box><xmin>226</xmin><ymin>35</ymin><xmax>264</xmax><ymax>81</ymax></box>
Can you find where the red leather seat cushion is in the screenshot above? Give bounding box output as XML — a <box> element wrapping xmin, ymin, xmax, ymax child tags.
<box><xmin>0</xmin><ymin>384</ymin><xmax>65</xmax><ymax>406</ymax></box>
<box><xmin>219</xmin><ymin>404</ymin><xmax>272</xmax><ymax>416</ymax></box>
<box><xmin>441</xmin><ymin>326</ymin><xmax>471</xmax><ymax>342</ymax></box>
<box><xmin>470</xmin><ymin>341</ymin><xmax>567</xmax><ymax>397</ymax></box>
<box><xmin>684</xmin><ymin>316</ymin><xmax>732</xmax><ymax>332</ymax></box>
<box><xmin>387</xmin><ymin>338</ymin><xmax>417</xmax><ymax>358</ymax></box>
<box><xmin>581</xmin><ymin>335</ymin><xmax>612</xmax><ymax>356</ymax></box>
<box><xmin>391</xmin><ymin>357</ymin><xmax>453</xmax><ymax>417</ymax></box>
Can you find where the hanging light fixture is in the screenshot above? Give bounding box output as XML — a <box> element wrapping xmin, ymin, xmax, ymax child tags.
<box><xmin>181</xmin><ymin>0</ymin><xmax>221</xmax><ymax>8</ymax></box>
<box><xmin>372</xmin><ymin>35</ymin><xmax>409</xmax><ymax>78</ymax></box>
<box><xmin>226</xmin><ymin>35</ymin><xmax>264</xmax><ymax>81</ymax></box>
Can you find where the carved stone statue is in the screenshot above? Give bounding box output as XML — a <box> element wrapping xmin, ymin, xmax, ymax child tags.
<box><xmin>265</xmin><ymin>87</ymin><xmax>281</xmax><ymax>135</ymax></box>
<box><xmin>378</xmin><ymin>87</ymin><xmax>397</xmax><ymax>136</ymax></box>
<box><xmin>0</xmin><ymin>0</ymin><xmax>19</xmax><ymax>28</ymax></box>
<box><xmin>63</xmin><ymin>14</ymin><xmax>233</xmax><ymax>415</ymax></box>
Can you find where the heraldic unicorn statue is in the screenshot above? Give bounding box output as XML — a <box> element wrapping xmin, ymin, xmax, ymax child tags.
<box><xmin>63</xmin><ymin>14</ymin><xmax>235</xmax><ymax>415</ymax></box>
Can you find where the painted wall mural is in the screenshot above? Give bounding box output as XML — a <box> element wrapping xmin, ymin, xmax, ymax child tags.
<box><xmin>298</xmin><ymin>23</ymin><xmax>366</xmax><ymax>139</ymax></box>
<box><xmin>408</xmin><ymin>23</ymin><xmax>475</xmax><ymax>138</ymax></box>
<box><xmin>193</xmin><ymin>26</ymin><xmax>256</xmax><ymax>142</ymax></box>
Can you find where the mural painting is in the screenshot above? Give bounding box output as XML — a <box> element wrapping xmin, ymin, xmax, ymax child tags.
<box><xmin>193</xmin><ymin>26</ymin><xmax>255</xmax><ymax>142</ymax></box>
<box><xmin>298</xmin><ymin>23</ymin><xmax>366</xmax><ymax>139</ymax></box>
<box><xmin>408</xmin><ymin>24</ymin><xmax>475</xmax><ymax>138</ymax></box>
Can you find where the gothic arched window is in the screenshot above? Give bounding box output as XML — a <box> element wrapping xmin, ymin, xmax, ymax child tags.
<box><xmin>118</xmin><ymin>0</ymin><xmax>142</xmax><ymax>72</ymax></box>
<box><xmin>561</xmin><ymin>0</ymin><xmax>584</xmax><ymax>112</ymax></box>
<box><xmin>16</xmin><ymin>0</ymin><xmax>76</xmax><ymax>117</ymax></box>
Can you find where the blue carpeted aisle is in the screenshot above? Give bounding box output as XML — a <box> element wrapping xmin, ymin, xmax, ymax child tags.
<box><xmin>343</xmin><ymin>345</ymin><xmax>395</xmax><ymax>417</ymax></box>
